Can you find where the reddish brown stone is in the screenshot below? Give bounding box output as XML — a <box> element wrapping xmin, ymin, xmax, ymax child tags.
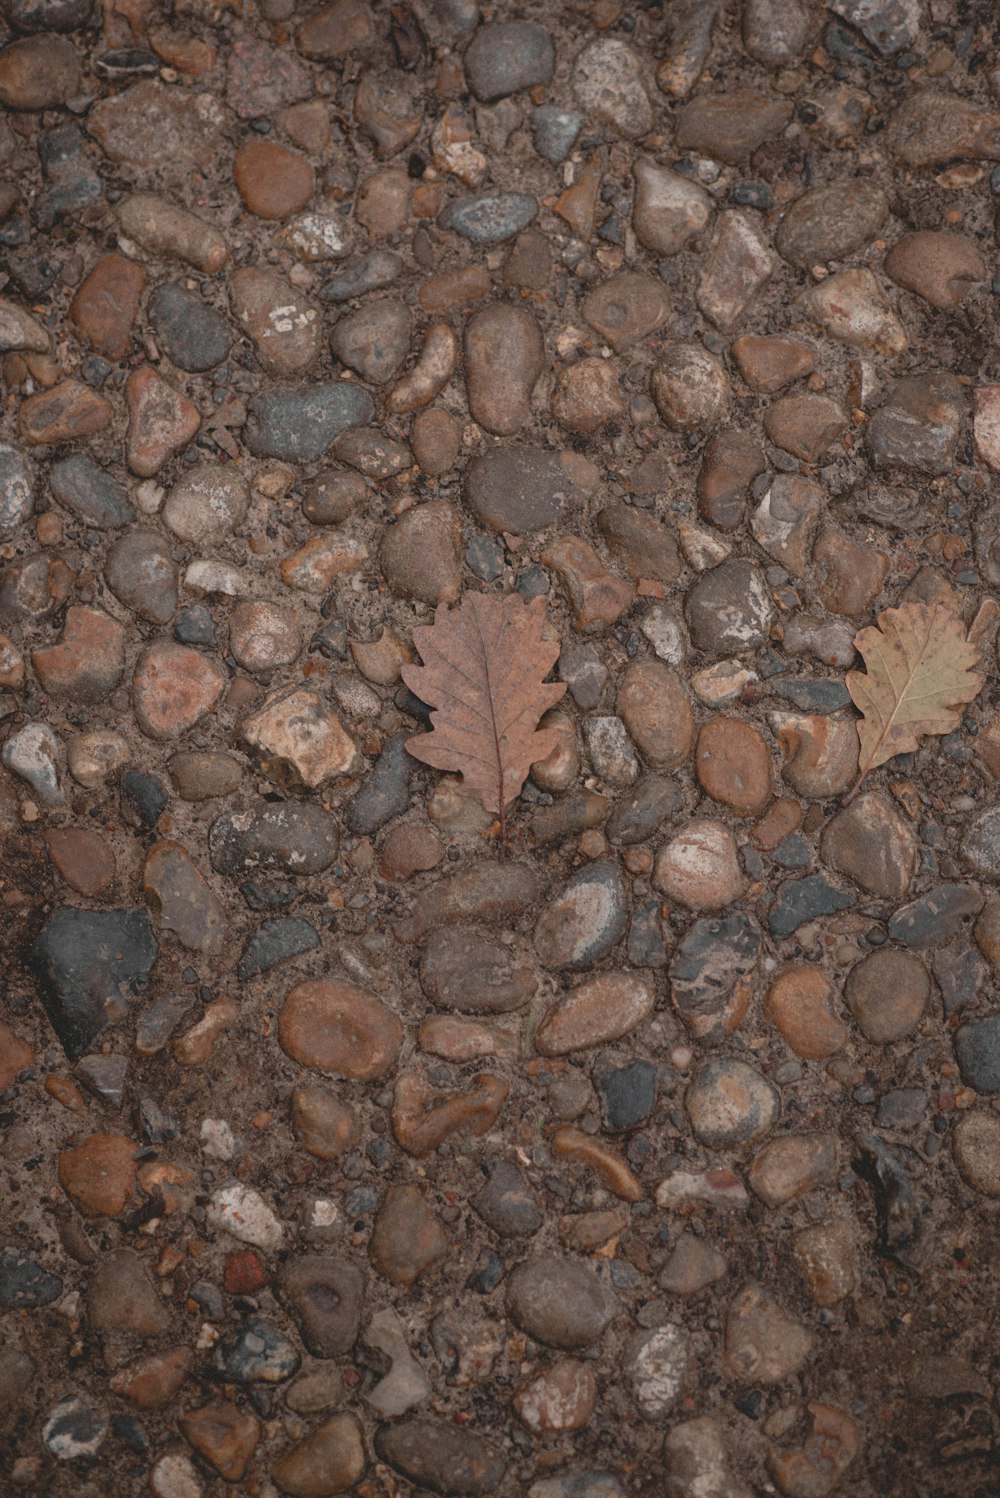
<box><xmin>180</xmin><ymin>1399</ymin><xmax>260</xmax><ymax>1483</ymax></box>
<box><xmin>32</xmin><ymin>606</ymin><xmax>126</xmax><ymax>702</ymax></box>
<box><xmin>57</xmin><ymin>1133</ymin><xmax>137</xmax><ymax>1217</ymax></box>
<box><xmin>133</xmin><ymin>642</ymin><xmax>227</xmax><ymax>740</ymax></box>
<box><xmin>391</xmin><ymin>1068</ymin><xmax>509</xmax><ymax>1157</ymax></box>
<box><xmin>19</xmin><ymin>380</ymin><xmax>112</xmax><ymax>446</ymax></box>
<box><xmin>68</xmin><ymin>255</ymin><xmax>146</xmax><ymax>361</ymax></box>
<box><xmin>234</xmin><ymin>139</ymin><xmax>315</xmax><ymax>220</ymax></box>
<box><xmin>224</xmin><ymin>1250</ymin><xmax>268</xmax><ymax>1295</ymax></box>
<box><xmin>110</xmin><ymin>1348</ymin><xmax>193</xmax><ymax>1409</ymax></box>
<box><xmin>44</xmin><ymin>827</ymin><xmax>115</xmax><ymax>896</ymax></box>
<box><xmin>0</xmin><ymin>1021</ymin><xmax>35</xmax><ymax>1090</ymax></box>
<box><xmin>296</xmin><ymin>0</ymin><xmax>374</xmax><ymax>59</ymax></box>
<box><xmin>291</xmin><ymin>1085</ymin><xmax>361</xmax><ymax>1160</ymax></box>
<box><xmin>696</xmin><ymin>716</ymin><xmax>772</xmax><ymax>816</ymax></box>
<box><xmin>764</xmin><ymin>965</ymin><xmax>847</xmax><ymax>1059</ymax></box>
<box><xmin>368</xmin><ymin>1183</ymin><xmax>447</xmax><ymax>1286</ymax></box>
<box><xmin>279</xmin><ymin>980</ymin><xmax>403</xmax><ymax>1081</ymax></box>
<box><xmin>126</xmin><ymin>367</ymin><xmax>201</xmax><ymax>477</ymax></box>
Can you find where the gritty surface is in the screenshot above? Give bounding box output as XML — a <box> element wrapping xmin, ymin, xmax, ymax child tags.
<box><xmin>2</xmin><ymin>0</ymin><xmax>1000</xmax><ymax>1495</ymax></box>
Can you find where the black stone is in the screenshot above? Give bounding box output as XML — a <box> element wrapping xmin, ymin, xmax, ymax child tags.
<box><xmin>174</xmin><ymin>605</ymin><xmax>215</xmax><ymax>646</ymax></box>
<box><xmin>471</xmin><ymin>1161</ymin><xmax>543</xmax><ymax>1238</ymax></box>
<box><xmin>345</xmin><ymin>734</ymin><xmax>414</xmax><ymax>836</ymax></box>
<box><xmin>768</xmin><ymin>676</ymin><xmax>852</xmax><ymax>712</ymax></box>
<box><xmin>769</xmin><ymin>874</ymin><xmax>853</xmax><ymax>940</ymax></box>
<box><xmin>121</xmin><ymin>770</ymin><xmax>168</xmax><ymax>831</ymax></box>
<box><xmin>853</xmin><ymin>1134</ymin><xmax>924</xmax><ymax>1264</ymax></box>
<box><xmin>237</xmin><ymin>918</ymin><xmax>319</xmax><ymax>981</ymax></box>
<box><xmin>49</xmin><ymin>454</ymin><xmax>134</xmax><ymax>530</ymax></box>
<box><xmin>320</xmin><ymin>250</ymin><xmax>403</xmax><ymax>304</ymax></box>
<box><xmin>606</xmin><ymin>775</ymin><xmax>682</xmax><ymax>844</ymax></box>
<box><xmin>147</xmin><ymin>285</ymin><xmax>232</xmax><ymax>373</ymax></box>
<box><xmin>467</xmin><ymin>1249</ymin><xmax>504</xmax><ymax>1293</ymax></box>
<box><xmin>30</xmin><ymin>907</ymin><xmax>158</xmax><ymax>1060</ymax></box>
<box><xmin>240</xmin><ymin>881</ymin><xmax>298</xmax><ymax>911</ymax></box>
<box><xmin>954</xmin><ymin>1014</ymin><xmax>1000</xmax><ymax>1095</ymax></box>
<box><xmin>244</xmin><ymin>384</ymin><xmax>375</xmax><ymax>462</ymax></box>
<box><xmin>0</xmin><ymin>1248</ymin><xmax>63</xmax><ymax>1309</ymax></box>
<box><xmin>596</xmin><ymin>1060</ymin><xmax>656</xmax><ymax>1132</ymax></box>
<box><xmin>769</xmin><ymin>834</ymin><xmax>812</xmax><ymax>869</ymax></box>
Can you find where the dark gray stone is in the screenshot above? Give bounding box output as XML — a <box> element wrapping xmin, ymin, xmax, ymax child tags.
<box><xmin>559</xmin><ymin>641</ymin><xmax>608</xmax><ymax>710</ymax></box>
<box><xmin>464</xmin><ymin>22</ymin><xmax>555</xmax><ymax>102</ymax></box>
<box><xmin>320</xmin><ymin>251</ymin><xmax>403</xmax><ymax>304</ymax></box>
<box><xmin>471</xmin><ymin>1160</ymin><xmax>543</xmax><ymax>1237</ymax></box>
<box><xmin>465</xmin><ymin>444</ymin><xmax>585</xmax><ymax>535</ymax></box>
<box><xmin>213</xmin><ymin>1318</ymin><xmax>301</xmax><ymax>1383</ymax></box>
<box><xmin>888</xmin><ymin>883</ymin><xmax>984</xmax><ymax>948</ymax></box>
<box><xmin>121</xmin><ymin>770</ymin><xmax>168</xmax><ymax>830</ymax></box>
<box><xmin>606</xmin><ymin>775</ymin><xmax>682</xmax><ymax>844</ymax></box>
<box><xmin>49</xmin><ymin>453</ymin><xmax>134</xmax><ymax>530</ymax></box>
<box><xmin>769</xmin><ymin>874</ymin><xmax>853</xmax><ymax>940</ymax></box>
<box><xmin>209</xmin><ymin>803</ymin><xmax>340</xmax><ymax>876</ymax></box>
<box><xmin>768</xmin><ymin>676</ymin><xmax>852</xmax><ymax>712</ymax></box>
<box><xmin>932</xmin><ymin>940</ymin><xmax>987</xmax><ymax>1017</ymax></box>
<box><xmin>627</xmin><ymin>901</ymin><xmax>668</xmax><ymax>968</ymax></box>
<box><xmin>531</xmin><ymin>105</ymin><xmax>585</xmax><ymax>163</ymax></box>
<box><xmin>30</xmin><ymin>907</ymin><xmax>158</xmax><ymax>1060</ymax></box>
<box><xmin>0</xmin><ymin>1249</ymin><xmax>63</xmax><ymax>1309</ymax></box>
<box><xmin>375</xmin><ymin>1419</ymin><xmax>507</xmax><ymax>1496</ymax></box>
<box><xmin>345</xmin><ymin>734</ymin><xmax>414</xmax><ymax>835</ymax></box>
<box><xmin>244</xmin><ymin>384</ymin><xmax>375</xmax><ymax>462</ymax></box>
<box><xmin>596</xmin><ymin>1060</ymin><xmax>656</xmax><ymax>1131</ymax></box>
<box><xmin>876</xmin><ymin>1088</ymin><xmax>927</xmax><ymax>1129</ymax></box>
<box><xmin>238</xmin><ymin>918</ymin><xmax>320</xmax><ymax>981</ymax></box>
<box><xmin>278</xmin><ymin>1258</ymin><xmax>366</xmax><ymax>1358</ymax></box>
<box><xmin>685</xmin><ymin>559</ymin><xmax>774</xmax><ymax>655</ymax></box>
<box><xmin>438</xmin><ymin>191</ymin><xmax>538</xmax><ymax>244</ymax></box>
<box><xmin>147</xmin><ymin>284</ymin><xmax>232</xmax><ymax>372</ymax></box>
<box><xmin>420</xmin><ymin>926</ymin><xmax>537</xmax><ymax>1014</ymax></box>
<box><xmin>866</xmin><ymin>373</ymin><xmax>965</xmax><ymax>477</ymax></box>
<box><xmin>534</xmin><ymin>859</ymin><xmax>629</xmax><ymax>970</ymax></box>
<box><xmin>955</xmin><ymin>1014</ymin><xmax>1000</xmax><ymax>1095</ymax></box>
<box><xmin>104</xmin><ymin>530</ymin><xmax>178</xmax><ymax>625</ymax></box>
<box><xmin>6</xmin><ymin>0</ymin><xmax>94</xmax><ymax>30</ymax></box>
<box><xmin>670</xmin><ymin>911</ymin><xmax>761</xmax><ymax>1034</ymax></box>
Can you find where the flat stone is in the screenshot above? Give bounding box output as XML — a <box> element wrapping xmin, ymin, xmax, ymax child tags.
<box><xmin>291</xmin><ymin>1086</ymin><xmax>360</xmax><ymax>1161</ymax></box>
<box><xmin>144</xmin><ymin>840</ymin><xmax>225</xmax><ymax>955</ymax></box>
<box><xmin>49</xmin><ymin>453</ymin><xmax>132</xmax><ymax>529</ymax></box>
<box><xmin>953</xmin><ymin>1110</ymin><xmax>1000</xmax><ymax>1198</ymax></box>
<box><xmin>125</xmin><ymin>367</ymin><xmax>200</xmax><ymax>477</ymax></box>
<box><xmin>696</xmin><ymin>210</ymin><xmax>773</xmax><ymax>331</ymax></box>
<box><xmin>655</xmin><ymin>819</ymin><xmax>743</xmax><ymax>912</ymax></box>
<box><xmin>867</xmin><ymin>372</ymin><xmax>965</xmax><ymax>475</ymax></box>
<box><xmin>209</xmin><ymin>802</ymin><xmax>340</xmax><ymax>876</ymax></box>
<box><xmin>465</xmin><ymin>21</ymin><xmax>554</xmax><ymax>102</ymax></box>
<box><xmin>133</xmin><ymin>642</ymin><xmax>226</xmax><ymax>740</ymax></box>
<box><xmin>271</xmin><ymin>1413</ymin><xmax>367</xmax><ymax>1497</ymax></box>
<box><xmin>830</xmin><ymin>0</ymin><xmax>920</xmax><ymax>54</ymax></box>
<box><xmin>278</xmin><ymin>1257</ymin><xmax>365</xmax><ymax>1358</ymax></box>
<box><xmin>87</xmin><ymin>1248</ymin><xmax>170</xmax><ymax>1336</ymax></box>
<box><xmin>332</xmin><ymin>297</ymin><xmax>410</xmax><ymax>384</ymax></box>
<box><xmin>515</xmin><ymin>1359</ymin><xmax>597</xmax><ymax>1435</ymax></box>
<box><xmin>438</xmin><ymin>191</ymin><xmax>538</xmax><ymax>243</ymax></box>
<box><xmin>664</xmin><ymin>1419</ymin><xmax>752</xmax><ymax>1498</ymax></box>
<box><xmin>369</xmin><ymin>1185</ymin><xmax>447</xmax><ymax>1287</ymax></box>
<box><xmin>279</xmin><ymin>979</ymin><xmax>403</xmax><ymax>1080</ymax></box>
<box><xmin>954</xmin><ymin>1014</ymin><xmax>1000</xmax><ymax>1095</ymax></box>
<box><xmin>670</xmin><ymin>911</ymin><xmax>761</xmax><ymax>1041</ymax></box>
<box><xmin>238</xmin><ymin>919</ymin><xmax>319</xmax><ymax>982</ymax></box>
<box><xmin>19</xmin><ymin>379</ymin><xmax>112</xmax><ymax>445</ymax></box>
<box><xmin>88</xmin><ymin>80</ymin><xmax>222</xmax><ymax>174</ymax></box>
<box><xmin>105</xmin><ymin>530</ymin><xmax>177</xmax><ymax>624</ymax></box>
<box><xmin>535</xmin><ymin>971</ymin><xmax>654</xmax><ymax>1054</ymax></box>
<box><xmin>889</xmin><ymin>883</ymin><xmax>983</xmax><ymax>948</ymax></box>
<box><xmin>685</xmin><ymin>1058</ymin><xmax>779</xmax><ymax>1148</ymax></box>
<box><xmin>0</xmin><ymin>33</ymin><xmax>80</xmax><ymax>109</ymax></box>
<box><xmin>885</xmin><ymin>230</ymin><xmax>986</xmax><ymax>311</ymax></box>
<box><xmin>652</xmin><ymin>342</ymin><xmax>729</xmax><ymax>431</ymax></box>
<box><xmin>507</xmin><ymin>1256</ymin><xmax>616</xmax><ymax>1350</ymax></box>
<box><xmin>41</xmin><ymin>1395</ymin><xmax>106</xmax><ymax>1462</ymax></box>
<box><xmin>770</xmin><ymin>711</ymin><xmax>859</xmax><ymax>800</ymax></box>
<box><xmin>30</xmin><ymin>906</ymin><xmax>156</xmax><ymax>1059</ymax></box>
<box><xmin>465</xmin><ymin>444</ymin><xmax>587</xmax><ymax>535</ymax></box>
<box><xmin>234</xmin><ymin>139</ymin><xmax>314</xmax><ymax>219</ymax></box>
<box><xmin>732</xmin><ymin>334</ymin><xmax>817</xmax><ymax>394</ymax></box>
<box><xmin>792</xmin><ymin>1221</ymin><xmax>858</xmax><ymax>1308</ymax></box>
<box><xmin>632</xmin><ymin>157</ymin><xmax>711</xmax><ymax>256</ymax></box>
<box><xmin>572</xmin><ymin>37</ymin><xmax>652</xmax><ymax>138</ymax></box>
<box><xmin>180</xmin><ymin>1400</ymin><xmax>259</xmax><ymax>1484</ymax></box>
<box><xmin>68</xmin><ymin>253</ymin><xmax>144</xmax><ymax>361</ymax></box>
<box><xmin>686</xmin><ymin>558</ymin><xmax>773</xmax><ymax>655</ymax></box>
<box><xmin>0</xmin><ymin>1248</ymin><xmax>62</xmax><ymax>1310</ymax></box>
<box><xmin>374</xmin><ymin>1420</ymin><xmax>506</xmax><ymax>1497</ymax></box>
<box><xmin>207</xmin><ymin>1185</ymin><xmax>284</xmax><ymax>1253</ymax></box>
<box><xmin>822</xmin><ymin>792</ymin><xmax>917</xmax><ymax>901</ymax></box>
<box><xmin>888</xmin><ymin>87</ymin><xmax>1000</xmax><ymax>169</ymax></box>
<box><xmin>676</xmin><ymin>90</ymin><xmax>791</xmax><ymax>164</ymax></box>
<box><xmin>582</xmin><ymin>272</ymin><xmax>669</xmax><ymax>350</ymax></box>
<box><xmin>769</xmin><ymin>873</ymin><xmax>854</xmax><ymax>939</ymax></box>
<box><xmin>419</xmin><ymin>925</ymin><xmax>536</xmax><ymax>1014</ymax></box>
<box><xmin>725</xmin><ymin>1283</ymin><xmax>812</xmax><ymax>1384</ymax></box>
<box><xmin>381</xmin><ymin>498</ymin><xmax>462</xmax><ymax>605</ymax></box>
<box><xmin>245</xmin><ymin>383</ymin><xmax>374</xmax><ymax>461</ymax></box>
<box><xmin>57</xmin><ymin>1132</ymin><xmax>136</xmax><ymax>1217</ymax></box>
<box><xmin>660</xmin><ymin>1234</ymin><xmax>729</xmax><ymax>1296</ymax></box>
<box><xmin>765</xmin><ymin>964</ymin><xmax>847</xmax><ymax>1059</ymax></box>
<box><xmin>472</xmin><ymin>1160</ymin><xmax>543</xmax><ymax>1238</ymax></box>
<box><xmin>775</xmin><ymin>179</ymin><xmax>888</xmax><ymax>267</ymax></box>
<box><xmin>749</xmin><ymin>1132</ymin><xmax>838</xmax><ymax>1207</ymax></box>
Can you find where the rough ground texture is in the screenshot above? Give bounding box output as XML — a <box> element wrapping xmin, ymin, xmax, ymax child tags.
<box><xmin>4</xmin><ymin>0</ymin><xmax>1000</xmax><ymax>1495</ymax></box>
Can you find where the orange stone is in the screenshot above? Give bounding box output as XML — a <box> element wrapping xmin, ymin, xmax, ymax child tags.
<box><xmin>180</xmin><ymin>1399</ymin><xmax>260</xmax><ymax>1483</ymax></box>
<box><xmin>764</xmin><ymin>964</ymin><xmax>848</xmax><ymax>1060</ymax></box>
<box><xmin>31</xmin><ymin>605</ymin><xmax>126</xmax><ymax>702</ymax></box>
<box><xmin>0</xmin><ymin>1021</ymin><xmax>34</xmax><ymax>1090</ymax></box>
<box><xmin>279</xmin><ymin>980</ymin><xmax>403</xmax><ymax>1081</ymax></box>
<box><xmin>68</xmin><ymin>254</ymin><xmax>146</xmax><ymax>361</ymax></box>
<box><xmin>125</xmin><ymin>367</ymin><xmax>201</xmax><ymax>477</ymax></box>
<box><xmin>44</xmin><ymin>826</ymin><xmax>115</xmax><ymax>896</ymax></box>
<box><xmin>110</xmin><ymin>1347</ymin><xmax>193</xmax><ymax>1409</ymax></box>
<box><xmin>233</xmin><ymin>139</ymin><xmax>315</xmax><ymax>220</ymax></box>
<box><xmin>696</xmin><ymin>715</ymin><xmax>773</xmax><ymax>817</ymax></box>
<box><xmin>57</xmin><ymin>1132</ymin><xmax>137</xmax><ymax>1217</ymax></box>
<box><xmin>132</xmin><ymin>641</ymin><xmax>227</xmax><ymax>740</ymax></box>
<box><xmin>19</xmin><ymin>380</ymin><xmax>113</xmax><ymax>445</ymax></box>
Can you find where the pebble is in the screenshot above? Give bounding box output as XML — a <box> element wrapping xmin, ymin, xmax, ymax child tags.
<box><xmin>125</xmin><ymin>367</ymin><xmax>200</xmax><ymax>476</ymax></box>
<box><xmin>207</xmin><ymin>1184</ymin><xmax>284</xmax><ymax>1252</ymax></box>
<box><xmin>0</xmin><ymin>34</ymin><xmax>80</xmax><ymax>109</ymax></box>
<box><xmin>696</xmin><ymin>716</ymin><xmax>771</xmax><ymax>816</ymax></box>
<box><xmin>631</xmin><ymin>157</ymin><xmax>712</xmax><ymax>256</ymax></box>
<box><xmin>245</xmin><ymin>382</ymin><xmax>374</xmax><ymax>461</ymax></box>
<box><xmin>241</xmin><ymin>687</ymin><xmax>361</xmax><ymax>790</ymax></box>
<box><xmin>751</xmin><ymin>475</ymin><xmax>823</xmax><ymax>577</ymax></box>
<box><xmin>49</xmin><ymin>452</ymin><xmax>132</xmax><ymax>529</ymax></box>
<box><xmin>775</xmin><ymin>179</ymin><xmax>888</xmax><ymax>268</ymax></box>
<box><xmin>888</xmin><ymin>882</ymin><xmax>983</xmax><ymax>949</ymax></box>
<box><xmin>651</xmin><ymin>342</ymin><xmax>729</xmax><ymax>432</ymax></box>
<box><xmin>670</xmin><ymin>910</ymin><xmax>761</xmax><ymax>1039</ymax></box>
<box><xmin>514</xmin><ymin>1358</ymin><xmax>596</xmax><ymax>1435</ymax></box>
<box><xmin>532</xmin><ymin>105</ymin><xmax>584</xmax><ymax>164</ymax></box>
<box><xmin>696</xmin><ymin>210</ymin><xmax>773</xmax><ymax>332</ymax></box>
<box><xmin>765</xmin><ymin>965</ymin><xmax>847</xmax><ymax>1059</ymax></box>
<box><xmin>770</xmin><ymin>711</ymin><xmax>859</xmax><ymax>800</ymax></box>
<box><xmin>732</xmin><ymin>334</ymin><xmax>817</xmax><ymax>394</ymax></box>
<box><xmin>180</xmin><ymin>1400</ymin><xmax>259</xmax><ymax>1484</ymax></box>
<box><xmin>698</xmin><ymin>428</ymin><xmax>767</xmax><ymax>531</ymax></box>
<box><xmin>888</xmin><ymin>87</ymin><xmax>1000</xmax><ymax>169</ymax></box>
<box><xmin>534</xmin><ymin>858</ymin><xmax>628</xmax><ymax>969</ymax></box>
<box><xmin>133</xmin><ymin>642</ymin><xmax>226</xmax><ymax>740</ymax></box>
<box><xmin>954</xmin><ymin>1014</ymin><xmax>1000</xmax><ymax>1095</ymax></box>
<box><xmin>105</xmin><ymin>530</ymin><xmax>178</xmax><ymax>624</ymax></box>
<box><xmin>507</xmin><ymin>1256</ymin><xmax>616</xmax><ymax>1350</ymax></box>
<box><xmin>685</xmin><ymin>1059</ymin><xmax>779</xmax><ymax>1148</ymax></box>
<box><xmin>614</xmin><ymin>662</ymin><xmax>691</xmax><ymax>770</ymax></box>
<box><xmin>464</xmin><ymin>302</ymin><xmax>544</xmax><ymax>435</ymax></box>
<box><xmin>42</xmin><ymin>1395</ymin><xmax>106</xmax><ymax>1462</ymax></box>
<box><xmin>396</xmin><ymin>860</ymin><xmax>539</xmax><ymax>942</ymax></box>
<box><xmin>279</xmin><ymin>1257</ymin><xmax>365</xmax><ymax>1357</ymax></box>
<box><xmin>464</xmin><ymin>21</ymin><xmax>553</xmax><ymax>101</ymax></box>
<box><xmin>952</xmin><ymin>1110</ymin><xmax>1000</xmax><ymax>1198</ymax></box>
<box><xmin>163</xmin><ymin>461</ymin><xmax>248</xmax><ymax>542</ymax></box>
<box><xmin>724</xmin><ymin>1283</ymin><xmax>812</xmax><ymax>1384</ymax></box>
<box><xmin>572</xmin><ymin>37</ymin><xmax>652</xmax><ymax>138</ymax></box>
<box><xmin>627</xmin><ymin>1324</ymin><xmax>688</xmax><ymax>1417</ymax></box>
<box><xmin>792</xmin><ymin>1221</ymin><xmax>858</xmax><ymax>1308</ymax></box>
<box><xmin>822</xmin><ymin>792</ymin><xmax>917</xmax><ymax>901</ymax></box>
<box><xmin>369</xmin><ymin>1184</ymin><xmax>447</xmax><ymax>1286</ymax></box>
<box><xmin>374</xmin><ymin>1420</ymin><xmax>506</xmax><ymax>1497</ymax></box>
<box><xmin>271</xmin><ymin>1412</ymin><xmax>366</xmax><ymax>1496</ymax></box>
<box><xmin>213</xmin><ymin>1317</ymin><xmax>300</xmax><ymax>1382</ymax></box>
<box><xmin>472</xmin><ymin>1159</ymin><xmax>543</xmax><ymax>1237</ymax></box>
<box><xmin>118</xmin><ymin>193</ymin><xmax>228</xmax><ymax>273</ymax></box>
<box><xmin>279</xmin><ymin>979</ymin><xmax>403</xmax><ymax>1080</ymax></box>
<box><xmin>419</xmin><ymin>926</ymin><xmax>536</xmax><ymax>1014</ymax></box>
<box><xmin>803</xmin><ymin>267</ymin><xmax>907</xmax><ymax>356</ymax></box>
<box><xmin>87</xmin><ymin>1248</ymin><xmax>170</xmax><ymax>1336</ymax></box>
<box><xmin>0</xmin><ymin>1248</ymin><xmax>62</xmax><ymax>1310</ymax></box>
<box><xmin>57</xmin><ymin>1132</ymin><xmax>136</xmax><ymax>1217</ymax></box>
<box><xmin>867</xmin><ymin>371</ymin><xmax>965</xmax><ymax>475</ymax></box>
<box><xmin>769</xmin><ymin>872</ymin><xmax>854</xmax><ymax>940</ymax></box>
<box><xmin>660</xmin><ymin>1234</ymin><xmax>729</xmax><ymax>1295</ymax></box>
<box><xmin>230</xmin><ymin>266</ymin><xmax>320</xmax><ymax>378</ymax></box>
<box><xmin>30</xmin><ymin>905</ymin><xmax>156</xmax><ymax>1058</ymax></box>
<box><xmin>32</xmin><ymin>605</ymin><xmax>125</xmax><ymax>703</ymax></box>
<box><xmin>438</xmin><ymin>190</ymin><xmax>537</xmax><ymax>243</ymax></box>
<box><xmin>332</xmin><ymin>297</ymin><xmax>410</xmax><ymax>384</ymax></box>
<box><xmin>884</xmin><ymin>230</ymin><xmax>986</xmax><ymax>311</ymax></box>
<box><xmin>535</xmin><ymin>971</ymin><xmax>654</xmax><ymax>1055</ymax></box>
<box><xmin>465</xmin><ymin>444</ymin><xmax>587</xmax><ymax>534</ymax></box>
<box><xmin>749</xmin><ymin>1132</ymin><xmax>839</xmax><ymax>1207</ymax></box>
<box><xmin>19</xmin><ymin>379</ymin><xmax>112</xmax><ymax>445</ymax></box>
<box><xmin>209</xmin><ymin>801</ymin><xmax>340</xmax><ymax>876</ymax></box>
<box><xmin>381</xmin><ymin>498</ymin><xmax>462</xmax><ymax>605</ymax></box>
<box><xmin>676</xmin><ymin>90</ymin><xmax>791</xmax><ymax>164</ymax></box>
<box><xmin>144</xmin><ymin>840</ymin><xmax>224</xmax><ymax>955</ymax></box>
<box><xmin>234</xmin><ymin>139</ymin><xmax>315</xmax><ymax>219</ymax></box>
<box><xmin>685</xmin><ymin>558</ymin><xmax>774</xmax><ymax>655</ymax></box>
<box><xmin>607</xmin><ymin>774</ymin><xmax>682</xmax><ymax>844</ymax></box>
<box><xmin>655</xmin><ymin>819</ymin><xmax>743</xmax><ymax>912</ymax></box>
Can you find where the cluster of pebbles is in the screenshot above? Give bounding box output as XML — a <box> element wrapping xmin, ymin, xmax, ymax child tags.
<box><xmin>3</xmin><ymin>0</ymin><xmax>1000</xmax><ymax>1494</ymax></box>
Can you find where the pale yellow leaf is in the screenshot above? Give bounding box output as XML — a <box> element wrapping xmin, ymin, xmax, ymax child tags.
<box><xmin>846</xmin><ymin>602</ymin><xmax>983</xmax><ymax>778</ymax></box>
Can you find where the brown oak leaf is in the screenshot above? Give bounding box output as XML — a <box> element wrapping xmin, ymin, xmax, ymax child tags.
<box><xmin>845</xmin><ymin>601</ymin><xmax>983</xmax><ymax>794</ymax></box>
<box><xmin>401</xmin><ymin>592</ymin><xmax>566</xmax><ymax>839</ymax></box>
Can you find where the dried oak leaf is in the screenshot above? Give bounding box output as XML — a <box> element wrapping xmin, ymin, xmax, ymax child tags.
<box><xmin>401</xmin><ymin>592</ymin><xmax>566</xmax><ymax>824</ymax></box>
<box><xmin>846</xmin><ymin>601</ymin><xmax>983</xmax><ymax>779</ymax></box>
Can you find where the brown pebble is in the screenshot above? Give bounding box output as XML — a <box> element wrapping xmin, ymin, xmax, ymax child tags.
<box><xmin>764</xmin><ymin>965</ymin><xmax>847</xmax><ymax>1059</ymax></box>
<box><xmin>411</xmin><ymin>407</ymin><xmax>461</xmax><ymax>476</ymax></box>
<box><xmin>44</xmin><ymin>826</ymin><xmax>115</xmax><ymax>896</ymax></box>
<box><xmin>844</xmin><ymin>948</ymin><xmax>928</xmax><ymax>1043</ymax></box>
<box><xmin>279</xmin><ymin>980</ymin><xmax>403</xmax><ymax>1081</ymax></box>
<box><xmin>234</xmin><ymin>139</ymin><xmax>315</xmax><ymax>220</ymax></box>
<box><xmin>378</xmin><ymin>823</ymin><xmax>444</xmax><ymax>881</ymax></box>
<box><xmin>369</xmin><ymin>1183</ymin><xmax>447</xmax><ymax>1286</ymax></box>
<box><xmin>133</xmin><ymin>642</ymin><xmax>227</xmax><ymax>741</ymax></box>
<box><xmin>57</xmin><ymin>1133</ymin><xmax>136</xmax><ymax>1218</ymax></box>
<box><xmin>68</xmin><ymin>254</ymin><xmax>146</xmax><ymax>361</ymax></box>
<box><xmin>551</xmin><ymin>1126</ymin><xmax>643</xmax><ymax>1202</ymax></box>
<box><xmin>618</xmin><ymin>660</ymin><xmax>693</xmax><ymax>768</ymax></box>
<box><xmin>0</xmin><ymin>1021</ymin><xmax>35</xmax><ymax>1090</ymax></box>
<box><xmin>291</xmin><ymin>1085</ymin><xmax>361</xmax><ymax>1160</ymax></box>
<box><xmin>125</xmin><ymin>367</ymin><xmax>201</xmax><ymax>477</ymax></box>
<box><xmin>181</xmin><ymin>1399</ymin><xmax>260</xmax><ymax>1484</ymax></box>
<box><xmin>391</xmin><ymin>1068</ymin><xmax>508</xmax><ymax>1156</ymax></box>
<box><xmin>19</xmin><ymin>380</ymin><xmax>112</xmax><ymax>445</ymax></box>
<box><xmin>696</xmin><ymin>716</ymin><xmax>772</xmax><ymax>816</ymax></box>
<box><xmin>655</xmin><ymin>819</ymin><xmax>743</xmax><ymax>911</ymax></box>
